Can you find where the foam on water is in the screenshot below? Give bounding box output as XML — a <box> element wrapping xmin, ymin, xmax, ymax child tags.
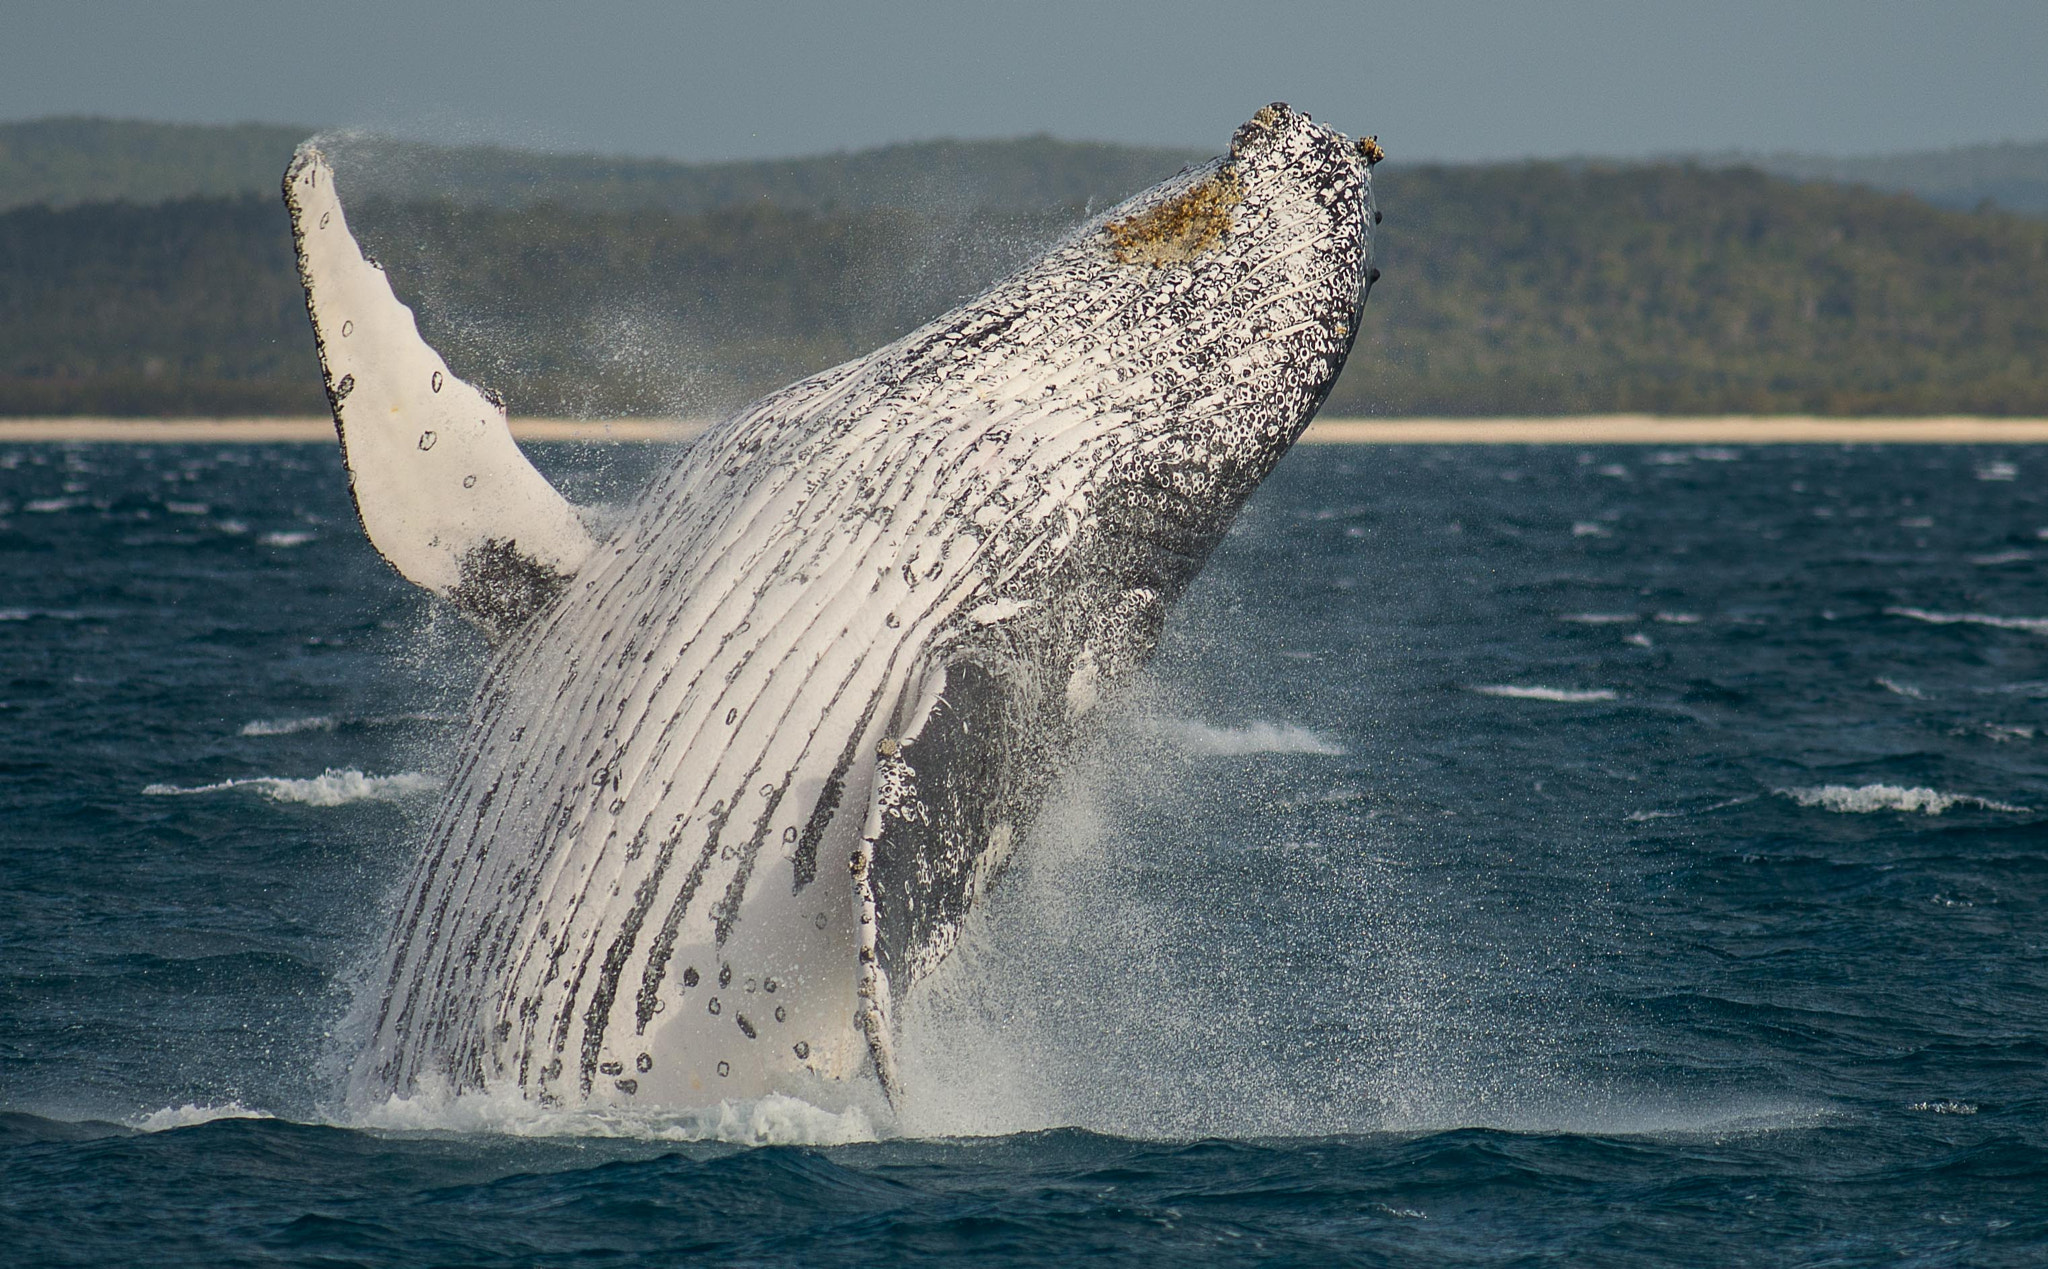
<box><xmin>1779</xmin><ymin>784</ymin><xmax>2029</xmax><ymax>815</ymax></box>
<box><xmin>1885</xmin><ymin>606</ymin><xmax>2048</xmax><ymax>636</ymax></box>
<box><xmin>1472</xmin><ymin>685</ymin><xmax>1619</xmax><ymax>702</ymax></box>
<box><xmin>143</xmin><ymin>768</ymin><xmax>439</xmax><ymax>806</ymax></box>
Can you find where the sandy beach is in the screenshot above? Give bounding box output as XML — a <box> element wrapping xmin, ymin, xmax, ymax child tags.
<box><xmin>4</xmin><ymin>415</ymin><xmax>2048</xmax><ymax>445</ymax></box>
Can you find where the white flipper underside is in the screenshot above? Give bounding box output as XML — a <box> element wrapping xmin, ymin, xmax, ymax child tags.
<box><xmin>285</xmin><ymin>145</ymin><xmax>595</xmax><ymax>634</ymax></box>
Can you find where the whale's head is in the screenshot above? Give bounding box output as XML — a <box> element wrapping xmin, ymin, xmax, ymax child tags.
<box><xmin>1048</xmin><ymin>102</ymin><xmax>1378</xmax><ymax>577</ymax></box>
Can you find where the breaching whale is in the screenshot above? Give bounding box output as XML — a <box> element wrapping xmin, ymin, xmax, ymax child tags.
<box><xmin>285</xmin><ymin>103</ymin><xmax>1379</xmax><ymax>1111</ymax></box>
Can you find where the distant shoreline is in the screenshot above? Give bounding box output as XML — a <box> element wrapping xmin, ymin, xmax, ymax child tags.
<box><xmin>5</xmin><ymin>416</ymin><xmax>2048</xmax><ymax>445</ymax></box>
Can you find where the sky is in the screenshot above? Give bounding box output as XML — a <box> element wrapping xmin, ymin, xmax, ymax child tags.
<box><xmin>5</xmin><ymin>0</ymin><xmax>2046</xmax><ymax>163</ymax></box>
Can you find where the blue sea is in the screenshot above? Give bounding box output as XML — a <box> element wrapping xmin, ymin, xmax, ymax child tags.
<box><xmin>2</xmin><ymin>438</ymin><xmax>2044</xmax><ymax>1266</ymax></box>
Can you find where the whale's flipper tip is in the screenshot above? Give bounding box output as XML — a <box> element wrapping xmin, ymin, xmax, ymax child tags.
<box><xmin>284</xmin><ymin>145</ymin><xmax>596</xmax><ymax>640</ymax></box>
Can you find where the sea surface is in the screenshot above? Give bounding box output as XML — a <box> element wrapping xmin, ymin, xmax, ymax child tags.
<box><xmin>2</xmin><ymin>439</ymin><xmax>2044</xmax><ymax>1266</ymax></box>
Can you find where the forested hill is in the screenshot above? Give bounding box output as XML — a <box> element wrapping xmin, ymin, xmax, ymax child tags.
<box><xmin>3</xmin><ymin>120</ymin><xmax>2045</xmax><ymax>418</ymax></box>
<box><xmin>0</xmin><ymin>118</ymin><xmax>1205</xmax><ymax>216</ymax></box>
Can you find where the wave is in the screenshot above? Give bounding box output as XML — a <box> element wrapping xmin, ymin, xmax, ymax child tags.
<box><xmin>1779</xmin><ymin>784</ymin><xmax>2029</xmax><ymax>816</ymax></box>
<box><xmin>1560</xmin><ymin>612</ymin><xmax>1636</xmax><ymax>625</ymax></box>
<box><xmin>1885</xmin><ymin>607</ymin><xmax>2048</xmax><ymax>636</ymax></box>
<box><xmin>1874</xmin><ymin>677</ymin><xmax>1925</xmax><ymax>699</ymax></box>
<box><xmin>258</xmin><ymin>530</ymin><xmax>317</xmax><ymax>548</ymax></box>
<box><xmin>1153</xmin><ymin>719</ymin><xmax>1349</xmax><ymax>756</ymax></box>
<box><xmin>1472</xmin><ymin>685</ymin><xmax>1619</xmax><ymax>703</ymax></box>
<box><xmin>142</xmin><ymin>768</ymin><xmax>438</xmax><ymax>806</ymax></box>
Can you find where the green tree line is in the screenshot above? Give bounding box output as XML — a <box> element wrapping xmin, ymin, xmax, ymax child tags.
<box><xmin>3</xmin><ymin>161</ymin><xmax>2044</xmax><ymax>418</ymax></box>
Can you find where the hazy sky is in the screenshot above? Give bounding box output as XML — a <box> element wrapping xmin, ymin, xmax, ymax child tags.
<box><xmin>6</xmin><ymin>1</ymin><xmax>2045</xmax><ymax>162</ymax></box>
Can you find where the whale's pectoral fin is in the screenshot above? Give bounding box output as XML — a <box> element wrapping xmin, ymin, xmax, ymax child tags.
<box><xmin>854</xmin><ymin>656</ymin><xmax>1042</xmax><ymax>1094</ymax></box>
<box><xmin>283</xmin><ymin>145</ymin><xmax>597</xmax><ymax>640</ymax></box>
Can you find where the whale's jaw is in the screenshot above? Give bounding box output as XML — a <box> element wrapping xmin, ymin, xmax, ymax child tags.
<box><xmin>310</xmin><ymin>104</ymin><xmax>1376</xmax><ymax>1113</ymax></box>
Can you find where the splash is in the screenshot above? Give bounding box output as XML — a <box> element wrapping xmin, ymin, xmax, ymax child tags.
<box><xmin>345</xmin><ymin>1085</ymin><xmax>878</xmax><ymax>1146</ymax></box>
<box><xmin>1150</xmin><ymin>717</ymin><xmax>1349</xmax><ymax>756</ymax></box>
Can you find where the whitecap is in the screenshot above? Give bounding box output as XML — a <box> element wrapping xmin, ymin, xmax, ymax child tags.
<box><xmin>1560</xmin><ymin>612</ymin><xmax>1637</xmax><ymax>625</ymax></box>
<box><xmin>132</xmin><ymin>1102</ymin><xmax>275</xmax><ymax>1132</ymax></box>
<box><xmin>1653</xmin><ymin>612</ymin><xmax>1702</xmax><ymax>625</ymax></box>
<box><xmin>143</xmin><ymin>768</ymin><xmax>439</xmax><ymax>806</ymax></box>
<box><xmin>24</xmin><ymin>497</ymin><xmax>77</xmax><ymax>513</ymax></box>
<box><xmin>163</xmin><ymin>501</ymin><xmax>210</xmax><ymax>516</ymax></box>
<box><xmin>1152</xmin><ymin>719</ymin><xmax>1349</xmax><ymax>756</ymax></box>
<box><xmin>1976</xmin><ymin>460</ymin><xmax>2018</xmax><ymax>482</ymax></box>
<box><xmin>259</xmin><ymin>530</ymin><xmax>317</xmax><ymax>548</ymax></box>
<box><xmin>1779</xmin><ymin>784</ymin><xmax>2028</xmax><ymax>815</ymax></box>
<box><xmin>1472</xmin><ymin>685</ymin><xmax>1618</xmax><ymax>703</ymax></box>
<box><xmin>1885</xmin><ymin>607</ymin><xmax>2048</xmax><ymax>636</ymax></box>
<box><xmin>1909</xmin><ymin>1101</ymin><xmax>1978</xmax><ymax>1115</ymax></box>
<box><xmin>1571</xmin><ymin>521</ymin><xmax>1610</xmax><ymax>538</ymax></box>
<box><xmin>1969</xmin><ymin>549</ymin><xmax>2031</xmax><ymax>566</ymax></box>
<box><xmin>1874</xmin><ymin>677</ymin><xmax>1925</xmax><ymax>699</ymax></box>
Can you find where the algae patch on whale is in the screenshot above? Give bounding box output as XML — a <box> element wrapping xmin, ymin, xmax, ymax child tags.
<box><xmin>1103</xmin><ymin>171</ymin><xmax>1243</xmax><ymax>268</ymax></box>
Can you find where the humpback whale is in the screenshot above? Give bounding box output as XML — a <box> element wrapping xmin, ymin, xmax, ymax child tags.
<box><xmin>285</xmin><ymin>104</ymin><xmax>1378</xmax><ymax>1111</ymax></box>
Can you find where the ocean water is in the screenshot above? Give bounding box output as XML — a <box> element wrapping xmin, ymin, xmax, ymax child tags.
<box><xmin>2</xmin><ymin>439</ymin><xmax>2044</xmax><ymax>1266</ymax></box>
